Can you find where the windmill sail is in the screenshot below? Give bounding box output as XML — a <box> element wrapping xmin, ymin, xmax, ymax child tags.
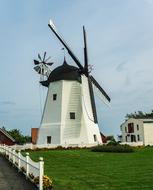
<box><xmin>88</xmin><ymin>77</ymin><xmax>98</xmax><ymax>123</ymax></box>
<box><xmin>48</xmin><ymin>19</ymin><xmax>111</xmax><ymax>107</ymax></box>
<box><xmin>83</xmin><ymin>26</ymin><xmax>88</xmax><ymax>75</ymax></box>
<box><xmin>48</xmin><ymin>19</ymin><xmax>84</xmax><ymax>70</ymax></box>
<box><xmin>82</xmin><ymin>26</ymin><xmax>98</xmax><ymax>123</ymax></box>
<box><xmin>90</xmin><ymin>75</ymin><xmax>111</xmax><ymax>105</ymax></box>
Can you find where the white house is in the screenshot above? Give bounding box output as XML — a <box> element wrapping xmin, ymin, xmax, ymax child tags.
<box><xmin>119</xmin><ymin>118</ymin><xmax>153</xmax><ymax>146</ymax></box>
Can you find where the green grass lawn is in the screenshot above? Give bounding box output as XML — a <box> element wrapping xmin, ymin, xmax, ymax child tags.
<box><xmin>27</xmin><ymin>147</ymin><xmax>153</xmax><ymax>190</ymax></box>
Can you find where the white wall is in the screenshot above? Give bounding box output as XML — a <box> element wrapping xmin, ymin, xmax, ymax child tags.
<box><xmin>121</xmin><ymin>118</ymin><xmax>153</xmax><ymax>146</ymax></box>
<box><xmin>61</xmin><ymin>80</ymin><xmax>82</xmax><ymax>144</ymax></box>
<box><xmin>81</xmin><ymin>75</ymin><xmax>102</xmax><ymax>144</ymax></box>
<box><xmin>143</xmin><ymin>123</ymin><xmax>153</xmax><ymax>145</ymax></box>
<box><xmin>121</xmin><ymin>118</ymin><xmax>144</xmax><ymax>143</ymax></box>
<box><xmin>37</xmin><ymin>81</ymin><xmax>63</xmax><ymax>144</ymax></box>
<box><xmin>37</xmin><ymin>76</ymin><xmax>102</xmax><ymax>146</ymax></box>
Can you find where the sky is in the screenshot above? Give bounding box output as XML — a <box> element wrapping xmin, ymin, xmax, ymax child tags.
<box><xmin>0</xmin><ymin>0</ymin><xmax>153</xmax><ymax>137</ymax></box>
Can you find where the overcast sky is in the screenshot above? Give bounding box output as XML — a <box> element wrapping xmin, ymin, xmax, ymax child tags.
<box><xmin>0</xmin><ymin>0</ymin><xmax>153</xmax><ymax>137</ymax></box>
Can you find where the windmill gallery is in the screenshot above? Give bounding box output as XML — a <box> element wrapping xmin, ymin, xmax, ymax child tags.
<box><xmin>33</xmin><ymin>20</ymin><xmax>111</xmax><ymax>146</ymax></box>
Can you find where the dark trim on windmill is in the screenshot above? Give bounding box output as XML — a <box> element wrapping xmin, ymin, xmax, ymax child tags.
<box><xmin>40</xmin><ymin>59</ymin><xmax>82</xmax><ymax>87</ymax></box>
<box><xmin>90</xmin><ymin>75</ymin><xmax>111</xmax><ymax>102</ymax></box>
<box><xmin>48</xmin><ymin>23</ymin><xmax>84</xmax><ymax>71</ymax></box>
<box><xmin>48</xmin><ymin>20</ymin><xmax>111</xmax><ymax>105</ymax></box>
<box><xmin>88</xmin><ymin>78</ymin><xmax>98</xmax><ymax>123</ymax></box>
<box><xmin>83</xmin><ymin>26</ymin><xmax>89</xmax><ymax>76</ymax></box>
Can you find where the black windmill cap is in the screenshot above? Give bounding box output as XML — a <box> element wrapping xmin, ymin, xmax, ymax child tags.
<box><xmin>40</xmin><ymin>58</ymin><xmax>81</xmax><ymax>87</ymax></box>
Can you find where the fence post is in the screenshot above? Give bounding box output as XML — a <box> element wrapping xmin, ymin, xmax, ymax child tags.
<box><xmin>12</xmin><ymin>149</ymin><xmax>15</xmax><ymax>164</ymax></box>
<box><xmin>39</xmin><ymin>157</ymin><xmax>44</xmax><ymax>190</ymax></box>
<box><xmin>8</xmin><ymin>147</ymin><xmax>11</xmax><ymax>161</ymax></box>
<box><xmin>18</xmin><ymin>150</ymin><xmax>21</xmax><ymax>171</ymax></box>
<box><xmin>4</xmin><ymin>144</ymin><xmax>6</xmax><ymax>155</ymax></box>
<box><xmin>2</xmin><ymin>144</ymin><xmax>5</xmax><ymax>155</ymax></box>
<box><xmin>6</xmin><ymin>146</ymin><xmax>9</xmax><ymax>158</ymax></box>
<box><xmin>26</xmin><ymin>152</ymin><xmax>29</xmax><ymax>178</ymax></box>
<box><xmin>5</xmin><ymin>145</ymin><xmax>7</xmax><ymax>157</ymax></box>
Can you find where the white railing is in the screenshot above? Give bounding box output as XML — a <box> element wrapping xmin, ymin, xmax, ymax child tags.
<box><xmin>11</xmin><ymin>142</ymin><xmax>100</xmax><ymax>151</ymax></box>
<box><xmin>0</xmin><ymin>144</ymin><xmax>44</xmax><ymax>190</ymax></box>
<box><xmin>120</xmin><ymin>141</ymin><xmax>144</xmax><ymax>146</ymax></box>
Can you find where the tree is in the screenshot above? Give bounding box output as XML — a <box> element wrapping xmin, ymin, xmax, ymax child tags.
<box><xmin>125</xmin><ymin>110</ymin><xmax>153</xmax><ymax>120</ymax></box>
<box><xmin>8</xmin><ymin>129</ymin><xmax>31</xmax><ymax>145</ymax></box>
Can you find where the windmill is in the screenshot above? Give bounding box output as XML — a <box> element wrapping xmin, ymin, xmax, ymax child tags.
<box><xmin>34</xmin><ymin>52</ymin><xmax>53</xmax><ymax>81</ymax></box>
<box><xmin>36</xmin><ymin>20</ymin><xmax>111</xmax><ymax>146</ymax></box>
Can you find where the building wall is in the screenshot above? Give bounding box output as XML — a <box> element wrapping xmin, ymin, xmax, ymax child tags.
<box><xmin>37</xmin><ymin>76</ymin><xmax>102</xmax><ymax>145</ymax></box>
<box><xmin>121</xmin><ymin>118</ymin><xmax>144</xmax><ymax>143</ymax></box>
<box><xmin>0</xmin><ymin>131</ymin><xmax>15</xmax><ymax>145</ymax></box>
<box><xmin>31</xmin><ymin>128</ymin><xmax>39</xmax><ymax>144</ymax></box>
<box><xmin>37</xmin><ymin>81</ymin><xmax>62</xmax><ymax>144</ymax></box>
<box><xmin>143</xmin><ymin>123</ymin><xmax>153</xmax><ymax>145</ymax></box>
<box><xmin>61</xmin><ymin>80</ymin><xmax>82</xmax><ymax>144</ymax></box>
<box><xmin>80</xmin><ymin>75</ymin><xmax>102</xmax><ymax>144</ymax></box>
<box><xmin>121</xmin><ymin>118</ymin><xmax>153</xmax><ymax>146</ymax></box>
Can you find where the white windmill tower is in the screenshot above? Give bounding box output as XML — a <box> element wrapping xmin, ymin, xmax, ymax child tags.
<box><xmin>35</xmin><ymin>20</ymin><xmax>111</xmax><ymax>146</ymax></box>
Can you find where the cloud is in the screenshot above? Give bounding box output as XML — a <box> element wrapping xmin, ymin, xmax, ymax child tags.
<box><xmin>144</xmin><ymin>0</ymin><xmax>153</xmax><ymax>6</ymax></box>
<box><xmin>116</xmin><ymin>61</ymin><xmax>127</xmax><ymax>72</ymax></box>
<box><xmin>0</xmin><ymin>110</ymin><xmax>9</xmax><ymax>114</ymax></box>
<box><xmin>0</xmin><ymin>101</ymin><xmax>16</xmax><ymax>106</ymax></box>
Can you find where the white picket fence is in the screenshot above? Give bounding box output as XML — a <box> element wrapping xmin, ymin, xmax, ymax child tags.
<box><xmin>0</xmin><ymin>144</ymin><xmax>44</xmax><ymax>190</ymax></box>
<box><xmin>11</xmin><ymin>142</ymin><xmax>100</xmax><ymax>151</ymax></box>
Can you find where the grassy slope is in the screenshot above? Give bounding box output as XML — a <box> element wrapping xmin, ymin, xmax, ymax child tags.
<box><xmin>27</xmin><ymin>147</ymin><xmax>153</xmax><ymax>190</ymax></box>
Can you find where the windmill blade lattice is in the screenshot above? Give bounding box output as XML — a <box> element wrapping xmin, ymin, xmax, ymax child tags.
<box><xmin>33</xmin><ymin>52</ymin><xmax>53</xmax><ymax>81</ymax></box>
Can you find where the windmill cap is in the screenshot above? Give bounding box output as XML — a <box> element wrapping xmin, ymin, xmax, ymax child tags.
<box><xmin>40</xmin><ymin>59</ymin><xmax>81</xmax><ymax>87</ymax></box>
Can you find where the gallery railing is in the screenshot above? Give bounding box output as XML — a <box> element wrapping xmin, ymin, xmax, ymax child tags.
<box><xmin>0</xmin><ymin>144</ymin><xmax>44</xmax><ymax>190</ymax></box>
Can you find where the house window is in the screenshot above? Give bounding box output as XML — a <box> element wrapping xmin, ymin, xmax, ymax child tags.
<box><xmin>137</xmin><ymin>125</ymin><xmax>139</xmax><ymax>131</ymax></box>
<box><xmin>131</xmin><ymin>135</ymin><xmax>136</xmax><ymax>142</ymax></box>
<box><xmin>137</xmin><ymin>135</ymin><xmax>140</xmax><ymax>141</ymax></box>
<box><xmin>125</xmin><ymin>136</ymin><xmax>128</xmax><ymax>142</ymax></box>
<box><xmin>125</xmin><ymin>127</ymin><xmax>127</xmax><ymax>133</ymax></box>
<box><xmin>70</xmin><ymin>112</ymin><xmax>75</xmax><ymax>119</ymax></box>
<box><xmin>128</xmin><ymin>123</ymin><xmax>134</xmax><ymax>133</ymax></box>
<box><xmin>93</xmin><ymin>134</ymin><xmax>97</xmax><ymax>142</ymax></box>
<box><xmin>47</xmin><ymin>136</ymin><xmax>51</xmax><ymax>144</ymax></box>
<box><xmin>53</xmin><ymin>94</ymin><xmax>57</xmax><ymax>101</ymax></box>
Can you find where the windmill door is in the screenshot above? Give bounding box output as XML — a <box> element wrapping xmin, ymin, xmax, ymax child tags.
<box><xmin>47</xmin><ymin>136</ymin><xmax>52</xmax><ymax>144</ymax></box>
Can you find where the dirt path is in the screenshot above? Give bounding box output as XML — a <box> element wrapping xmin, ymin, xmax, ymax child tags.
<box><xmin>0</xmin><ymin>155</ymin><xmax>37</xmax><ymax>190</ymax></box>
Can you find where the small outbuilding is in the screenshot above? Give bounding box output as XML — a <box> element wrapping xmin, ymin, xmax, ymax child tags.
<box><xmin>31</xmin><ymin>128</ymin><xmax>39</xmax><ymax>144</ymax></box>
<box><xmin>119</xmin><ymin>118</ymin><xmax>153</xmax><ymax>146</ymax></box>
<box><xmin>0</xmin><ymin>128</ymin><xmax>15</xmax><ymax>146</ymax></box>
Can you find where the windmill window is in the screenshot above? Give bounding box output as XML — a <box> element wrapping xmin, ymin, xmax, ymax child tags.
<box><xmin>70</xmin><ymin>112</ymin><xmax>75</xmax><ymax>119</ymax></box>
<box><xmin>53</xmin><ymin>94</ymin><xmax>57</xmax><ymax>101</ymax></box>
<box><xmin>47</xmin><ymin>136</ymin><xmax>51</xmax><ymax>144</ymax></box>
<box><xmin>93</xmin><ymin>134</ymin><xmax>97</xmax><ymax>142</ymax></box>
<box><xmin>137</xmin><ymin>125</ymin><xmax>139</xmax><ymax>131</ymax></box>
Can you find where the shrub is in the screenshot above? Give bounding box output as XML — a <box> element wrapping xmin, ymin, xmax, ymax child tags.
<box><xmin>29</xmin><ymin>173</ymin><xmax>34</xmax><ymax>179</ymax></box>
<box><xmin>43</xmin><ymin>175</ymin><xmax>53</xmax><ymax>190</ymax></box>
<box><xmin>33</xmin><ymin>175</ymin><xmax>53</xmax><ymax>190</ymax></box>
<box><xmin>107</xmin><ymin>139</ymin><xmax>119</xmax><ymax>146</ymax></box>
<box><xmin>91</xmin><ymin>145</ymin><xmax>134</xmax><ymax>153</ymax></box>
<box><xmin>21</xmin><ymin>166</ymin><xmax>26</xmax><ymax>173</ymax></box>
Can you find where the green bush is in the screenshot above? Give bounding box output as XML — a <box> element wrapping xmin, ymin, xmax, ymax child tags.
<box><xmin>107</xmin><ymin>140</ymin><xmax>119</xmax><ymax>146</ymax></box>
<box><xmin>91</xmin><ymin>145</ymin><xmax>134</xmax><ymax>153</ymax></box>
